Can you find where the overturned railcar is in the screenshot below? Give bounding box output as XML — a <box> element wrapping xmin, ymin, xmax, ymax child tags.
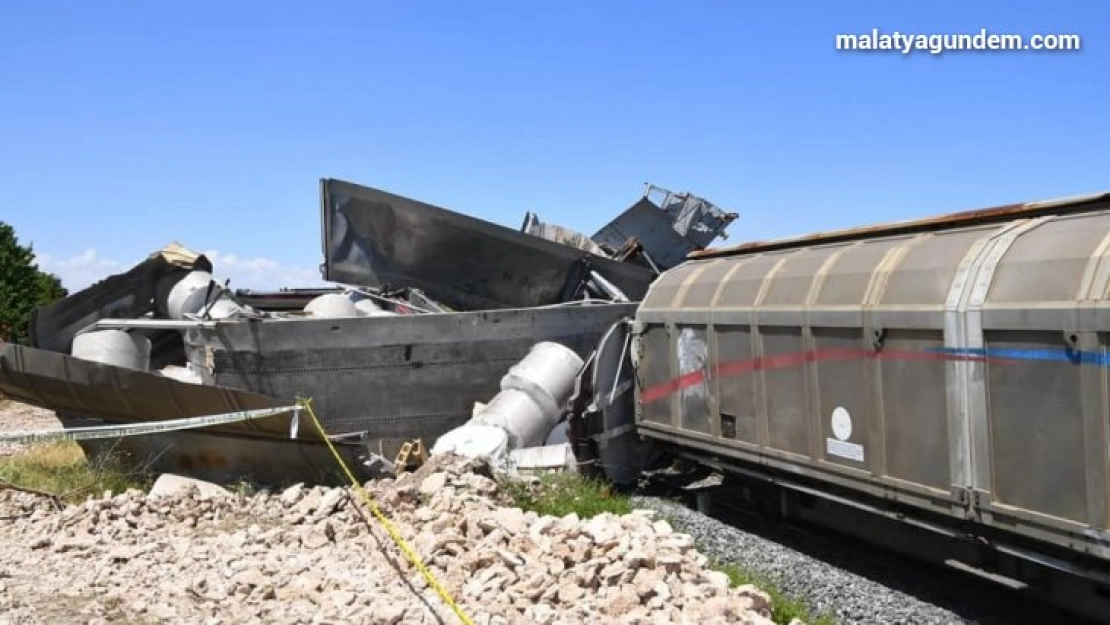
<box><xmin>599</xmin><ymin>191</ymin><xmax>1110</xmax><ymax>613</ymax></box>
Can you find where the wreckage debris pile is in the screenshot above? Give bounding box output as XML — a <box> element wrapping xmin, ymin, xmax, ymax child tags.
<box><xmin>0</xmin><ymin>455</ymin><xmax>781</xmax><ymax>625</ymax></box>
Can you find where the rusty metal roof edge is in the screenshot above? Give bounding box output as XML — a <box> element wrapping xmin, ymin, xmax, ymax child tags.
<box><xmin>689</xmin><ymin>191</ymin><xmax>1110</xmax><ymax>260</ymax></box>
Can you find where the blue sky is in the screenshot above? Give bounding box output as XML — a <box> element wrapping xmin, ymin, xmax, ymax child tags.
<box><xmin>1</xmin><ymin>1</ymin><xmax>1105</xmax><ymax>289</ymax></box>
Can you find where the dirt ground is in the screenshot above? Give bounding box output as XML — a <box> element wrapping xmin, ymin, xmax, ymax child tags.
<box><xmin>0</xmin><ymin>399</ymin><xmax>62</xmax><ymax>457</ymax></box>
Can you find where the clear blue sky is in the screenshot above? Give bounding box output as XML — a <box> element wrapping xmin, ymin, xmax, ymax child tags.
<box><xmin>1</xmin><ymin>1</ymin><xmax>1105</xmax><ymax>289</ymax></box>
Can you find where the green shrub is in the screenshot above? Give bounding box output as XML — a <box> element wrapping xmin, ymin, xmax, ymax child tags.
<box><xmin>0</xmin><ymin>221</ymin><xmax>67</xmax><ymax>344</ymax></box>
<box><xmin>704</xmin><ymin>553</ymin><xmax>838</xmax><ymax>625</ymax></box>
<box><xmin>502</xmin><ymin>471</ymin><xmax>632</xmax><ymax>519</ymax></box>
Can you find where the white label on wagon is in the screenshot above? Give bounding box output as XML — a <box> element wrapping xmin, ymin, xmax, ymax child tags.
<box><xmin>827</xmin><ymin>406</ymin><xmax>863</xmax><ymax>461</ymax></box>
<box><xmin>831</xmin><ymin>406</ymin><xmax>852</xmax><ymax>440</ymax></box>
<box><xmin>826</xmin><ymin>438</ymin><xmax>865</xmax><ymax>462</ymax></box>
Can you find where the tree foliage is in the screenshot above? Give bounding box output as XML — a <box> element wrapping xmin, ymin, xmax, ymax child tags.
<box><xmin>0</xmin><ymin>222</ymin><xmax>68</xmax><ymax>343</ymax></box>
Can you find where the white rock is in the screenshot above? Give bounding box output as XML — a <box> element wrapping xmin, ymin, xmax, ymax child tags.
<box><xmin>377</xmin><ymin>603</ymin><xmax>406</xmax><ymax>625</ymax></box>
<box><xmin>704</xmin><ymin>570</ymin><xmax>732</xmax><ymax>590</ymax></box>
<box><xmin>295</xmin><ymin>490</ymin><xmax>324</xmax><ymax>517</ymax></box>
<box><xmin>529</xmin><ymin>516</ymin><xmax>559</xmax><ymax>538</ymax></box>
<box><xmin>419</xmin><ymin>472</ymin><xmax>448</xmax><ymax>496</ymax></box>
<box><xmin>315</xmin><ymin>489</ymin><xmax>346</xmax><ymax>516</ymax></box>
<box><xmin>527</xmin><ymin>603</ymin><xmax>556</xmax><ymax>624</ymax></box>
<box><xmin>149</xmin><ymin>474</ymin><xmax>231</xmax><ymax>500</ymax></box>
<box><xmin>280</xmin><ymin>483</ymin><xmax>305</xmax><ymax>505</ymax></box>
<box><xmin>491</xmin><ymin>507</ymin><xmax>527</xmax><ymax>535</ymax></box>
<box><xmin>557</xmin><ymin>583</ymin><xmax>584</xmax><ymax>603</ymax></box>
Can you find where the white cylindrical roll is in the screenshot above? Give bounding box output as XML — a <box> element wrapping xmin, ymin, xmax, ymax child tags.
<box><xmin>154</xmin><ymin>272</ymin><xmax>187</xmax><ymax>317</ymax></box>
<box><xmin>72</xmin><ymin>330</ymin><xmax>152</xmax><ymax>372</ymax></box>
<box><xmin>429</xmin><ymin>424</ymin><xmax>510</xmax><ymax>460</ymax></box>
<box><xmin>432</xmin><ymin>342</ymin><xmax>585</xmax><ymax>456</ymax></box>
<box><xmin>471</xmin><ymin>388</ymin><xmax>551</xmax><ymax>449</ymax></box>
<box><xmin>500</xmin><ymin>342</ymin><xmax>584</xmax><ymax>418</ymax></box>
<box><xmin>304</xmin><ymin>293</ymin><xmax>359</xmax><ymax>318</ymax></box>
<box><xmin>165</xmin><ymin>271</ymin><xmax>220</xmax><ymax>319</ymax></box>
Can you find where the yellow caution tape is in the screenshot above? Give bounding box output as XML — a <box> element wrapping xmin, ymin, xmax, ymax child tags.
<box><xmin>297</xmin><ymin>398</ymin><xmax>473</xmax><ymax>625</ymax></box>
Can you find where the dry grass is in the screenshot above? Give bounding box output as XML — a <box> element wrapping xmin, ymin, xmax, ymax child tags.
<box><xmin>0</xmin><ymin>441</ymin><xmax>151</xmax><ymax>503</ymax></box>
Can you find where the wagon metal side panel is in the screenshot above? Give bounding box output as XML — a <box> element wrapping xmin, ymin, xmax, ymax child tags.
<box><xmin>643</xmin><ymin>197</ymin><xmax>1110</xmax><ymax>555</ymax></box>
<box><xmin>636</xmin><ymin>225</ymin><xmax>1001</xmax><ymax>514</ymax></box>
<box><xmin>634</xmin><ymin>192</ymin><xmax>1110</xmax><ymax>566</ymax></box>
<box><xmin>190</xmin><ymin>303</ymin><xmax>638</xmax><ymax>451</ymax></box>
<box><xmin>870</xmin><ymin>224</ymin><xmax>1003</xmax><ymax>511</ymax></box>
<box><xmin>969</xmin><ymin>210</ymin><xmax>1110</xmax><ymax>559</ymax></box>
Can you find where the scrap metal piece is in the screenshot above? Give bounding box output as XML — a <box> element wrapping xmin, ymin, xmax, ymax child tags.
<box><xmin>0</xmin><ymin>343</ymin><xmax>293</xmax><ymax>439</ymax></box>
<box><xmin>319</xmin><ymin>179</ymin><xmax>655</xmax><ymax>310</ymax></box>
<box><xmin>587</xmin><ymin>271</ymin><xmax>630</xmax><ymax>302</ymax></box>
<box><xmin>682</xmin><ymin>472</ymin><xmax>725</xmax><ymax>491</ymax></box>
<box><xmin>579</xmin><ymin>318</ymin><xmax>659</xmax><ymax>486</ymax></box>
<box><xmin>592</xmin><ymin>185</ymin><xmax>738</xmax><ymax>270</ymax></box>
<box><xmin>29</xmin><ymin>242</ymin><xmax>211</xmax><ymax>355</ymax></box>
<box><xmin>509</xmin><ymin>443</ymin><xmax>576</xmax><ymax>475</ymax></box>
<box><xmin>521</xmin><ymin>212</ymin><xmax>609</xmax><ymax>257</ymax></box>
<box><xmin>0</xmin><ymin>343</ymin><xmax>366</xmax><ymax>483</ymax></box>
<box><xmin>401</xmin><ymin>288</ymin><xmax>449</xmax><ymax>313</ymax></box>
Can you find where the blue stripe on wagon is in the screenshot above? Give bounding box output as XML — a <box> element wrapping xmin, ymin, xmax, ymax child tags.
<box><xmin>926</xmin><ymin>347</ymin><xmax>1110</xmax><ymax>366</ymax></box>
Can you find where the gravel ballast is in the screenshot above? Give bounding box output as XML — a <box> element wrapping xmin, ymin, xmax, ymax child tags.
<box><xmin>0</xmin><ymin>446</ymin><xmax>781</xmax><ymax>624</ymax></box>
<box><xmin>2</xmin><ymin>398</ymin><xmax>1090</xmax><ymax>624</ymax></box>
<box><xmin>632</xmin><ymin>496</ymin><xmax>966</xmax><ymax>625</ymax></box>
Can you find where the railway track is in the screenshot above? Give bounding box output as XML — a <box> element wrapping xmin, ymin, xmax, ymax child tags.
<box><xmin>632</xmin><ymin>470</ymin><xmax>1104</xmax><ymax>625</ymax></box>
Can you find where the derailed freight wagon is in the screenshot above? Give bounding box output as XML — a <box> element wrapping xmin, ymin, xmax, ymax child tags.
<box><xmin>583</xmin><ymin>191</ymin><xmax>1110</xmax><ymax>621</ymax></box>
<box><xmin>0</xmin><ymin>178</ymin><xmax>733</xmax><ymax>484</ymax></box>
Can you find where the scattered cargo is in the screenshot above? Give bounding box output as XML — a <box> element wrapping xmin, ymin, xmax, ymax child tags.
<box><xmin>0</xmin><ymin>179</ymin><xmax>731</xmax><ymax>485</ymax></box>
<box><xmin>431</xmin><ymin>341</ymin><xmax>584</xmax><ymax>469</ymax></box>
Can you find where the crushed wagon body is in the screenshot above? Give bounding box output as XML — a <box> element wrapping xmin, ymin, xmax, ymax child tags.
<box><xmin>0</xmin><ymin>179</ymin><xmax>733</xmax><ymax>483</ymax></box>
